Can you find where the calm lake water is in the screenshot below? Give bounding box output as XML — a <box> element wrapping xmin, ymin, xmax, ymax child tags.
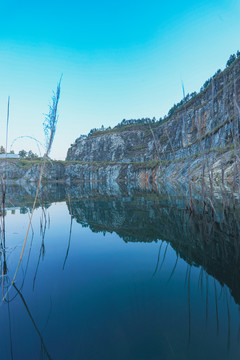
<box><xmin>0</xmin><ymin>182</ymin><xmax>240</xmax><ymax>359</ymax></box>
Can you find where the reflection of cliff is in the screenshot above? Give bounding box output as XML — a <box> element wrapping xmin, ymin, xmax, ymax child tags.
<box><xmin>3</xmin><ymin>182</ymin><xmax>240</xmax><ymax>305</ymax></box>
<box><xmin>67</xmin><ymin>183</ymin><xmax>240</xmax><ymax>306</ymax></box>
<box><xmin>3</xmin><ymin>183</ymin><xmax>66</xmax><ymax>209</ymax></box>
<box><xmin>159</xmin><ymin>208</ymin><xmax>240</xmax><ymax>306</ymax></box>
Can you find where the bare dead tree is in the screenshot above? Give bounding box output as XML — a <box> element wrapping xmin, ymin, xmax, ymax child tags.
<box><xmin>165</xmin><ymin>124</ymin><xmax>176</xmax><ymax>160</ymax></box>
<box><xmin>148</xmin><ymin>120</ymin><xmax>161</xmax><ymax>161</ymax></box>
<box><xmin>187</xmin><ymin>166</ymin><xmax>194</xmax><ymax>214</ymax></box>
<box><xmin>233</xmin><ymin>65</ymin><xmax>240</xmax><ymax>194</ymax></box>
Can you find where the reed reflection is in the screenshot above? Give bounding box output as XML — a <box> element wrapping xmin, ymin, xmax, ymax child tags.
<box><xmin>0</xmin><ymin>181</ymin><xmax>240</xmax><ymax>357</ymax></box>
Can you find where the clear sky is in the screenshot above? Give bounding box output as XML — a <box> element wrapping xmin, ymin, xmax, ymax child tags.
<box><xmin>0</xmin><ymin>0</ymin><xmax>240</xmax><ymax>159</ymax></box>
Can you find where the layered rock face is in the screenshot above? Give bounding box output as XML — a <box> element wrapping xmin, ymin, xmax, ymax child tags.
<box><xmin>67</xmin><ymin>132</ymin><xmax>147</xmax><ymax>162</ymax></box>
<box><xmin>0</xmin><ymin>161</ymin><xmax>65</xmax><ymax>183</ymax></box>
<box><xmin>65</xmin><ymin>57</ymin><xmax>240</xmax><ymax>186</ymax></box>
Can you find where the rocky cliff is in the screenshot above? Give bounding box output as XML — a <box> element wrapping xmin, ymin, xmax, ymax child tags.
<box><xmin>66</xmin><ymin>56</ymin><xmax>240</xmax><ymax>187</ymax></box>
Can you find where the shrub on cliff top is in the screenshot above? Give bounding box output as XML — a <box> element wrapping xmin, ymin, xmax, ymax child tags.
<box><xmin>226</xmin><ymin>54</ymin><xmax>236</xmax><ymax>67</ymax></box>
<box><xmin>226</xmin><ymin>50</ymin><xmax>240</xmax><ymax>67</ymax></box>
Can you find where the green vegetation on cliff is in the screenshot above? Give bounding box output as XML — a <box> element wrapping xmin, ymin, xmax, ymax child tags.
<box><xmin>71</xmin><ymin>50</ymin><xmax>240</xmax><ymax>146</ymax></box>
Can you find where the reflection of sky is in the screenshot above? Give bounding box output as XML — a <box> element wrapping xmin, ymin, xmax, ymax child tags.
<box><xmin>1</xmin><ymin>200</ymin><xmax>240</xmax><ymax>359</ymax></box>
<box><xmin>0</xmin><ymin>0</ymin><xmax>240</xmax><ymax>159</ymax></box>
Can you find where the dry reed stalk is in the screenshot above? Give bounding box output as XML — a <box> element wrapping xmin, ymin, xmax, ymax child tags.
<box><xmin>5</xmin><ymin>97</ymin><xmax>10</xmax><ymax>154</ymax></box>
<box><xmin>0</xmin><ymin>97</ymin><xmax>10</xmax><ymax>236</ymax></box>
<box><xmin>0</xmin><ymin>98</ymin><xmax>10</xmax><ymax>295</ymax></box>
<box><xmin>2</xmin><ymin>78</ymin><xmax>61</xmax><ymax>301</ymax></box>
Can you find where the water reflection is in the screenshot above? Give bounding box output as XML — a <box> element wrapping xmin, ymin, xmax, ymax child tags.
<box><xmin>11</xmin><ymin>283</ymin><xmax>52</xmax><ymax>359</ymax></box>
<box><xmin>1</xmin><ymin>195</ymin><xmax>52</xmax><ymax>359</ymax></box>
<box><xmin>0</xmin><ymin>182</ymin><xmax>240</xmax><ymax>359</ymax></box>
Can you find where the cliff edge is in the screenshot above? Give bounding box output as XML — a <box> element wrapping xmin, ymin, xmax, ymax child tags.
<box><xmin>66</xmin><ymin>55</ymin><xmax>240</xmax><ymax>187</ymax></box>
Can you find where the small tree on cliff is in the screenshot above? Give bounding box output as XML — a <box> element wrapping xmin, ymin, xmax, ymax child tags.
<box><xmin>0</xmin><ymin>145</ymin><xmax>6</xmax><ymax>154</ymax></box>
<box><xmin>226</xmin><ymin>54</ymin><xmax>236</xmax><ymax>67</ymax></box>
<box><xmin>27</xmin><ymin>150</ymin><xmax>38</xmax><ymax>159</ymax></box>
<box><xmin>19</xmin><ymin>150</ymin><xmax>27</xmax><ymax>158</ymax></box>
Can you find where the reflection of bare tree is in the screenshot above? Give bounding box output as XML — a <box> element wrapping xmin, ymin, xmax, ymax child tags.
<box><xmin>152</xmin><ymin>241</ymin><xmax>163</xmax><ymax>277</ymax></box>
<box><xmin>33</xmin><ymin>205</ymin><xmax>48</xmax><ymax>291</ymax></box>
<box><xmin>187</xmin><ymin>265</ymin><xmax>191</xmax><ymax>346</ymax></box>
<box><xmin>205</xmin><ymin>273</ymin><xmax>209</xmax><ymax>326</ymax></box>
<box><xmin>12</xmin><ymin>283</ymin><xmax>52</xmax><ymax>360</ymax></box>
<box><xmin>63</xmin><ymin>193</ymin><xmax>73</xmax><ymax>270</ymax></box>
<box><xmin>7</xmin><ymin>293</ymin><xmax>14</xmax><ymax>360</ymax></box>
<box><xmin>151</xmin><ymin>207</ymin><xmax>240</xmax><ymax>348</ymax></box>
<box><xmin>198</xmin><ymin>266</ymin><xmax>204</xmax><ymax>296</ymax></box>
<box><xmin>214</xmin><ymin>279</ymin><xmax>219</xmax><ymax>334</ymax></box>
<box><xmin>167</xmin><ymin>253</ymin><xmax>179</xmax><ymax>283</ymax></box>
<box><xmin>226</xmin><ymin>288</ymin><xmax>231</xmax><ymax>352</ymax></box>
<box><xmin>152</xmin><ymin>241</ymin><xmax>170</xmax><ymax>277</ymax></box>
<box><xmin>159</xmin><ymin>243</ymin><xmax>169</xmax><ymax>271</ymax></box>
<box><xmin>238</xmin><ymin>306</ymin><xmax>240</xmax><ymax>342</ymax></box>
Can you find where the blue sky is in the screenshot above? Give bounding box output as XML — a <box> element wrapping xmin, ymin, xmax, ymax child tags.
<box><xmin>0</xmin><ymin>0</ymin><xmax>240</xmax><ymax>159</ymax></box>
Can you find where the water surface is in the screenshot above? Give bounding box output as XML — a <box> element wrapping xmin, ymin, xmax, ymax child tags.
<box><xmin>0</xmin><ymin>183</ymin><xmax>240</xmax><ymax>359</ymax></box>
